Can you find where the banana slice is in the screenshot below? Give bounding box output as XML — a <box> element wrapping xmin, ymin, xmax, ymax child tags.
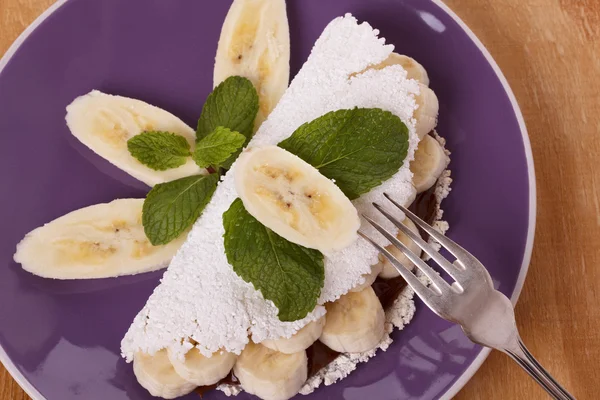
<box><xmin>167</xmin><ymin>347</ymin><xmax>237</xmax><ymax>386</ymax></box>
<box><xmin>13</xmin><ymin>199</ymin><xmax>186</xmax><ymax>279</ymax></box>
<box><xmin>234</xmin><ymin>342</ymin><xmax>307</xmax><ymax>400</ymax></box>
<box><xmin>411</xmin><ymin>135</ymin><xmax>448</xmax><ymax>193</ymax></box>
<box><xmin>214</xmin><ymin>0</ymin><xmax>290</xmax><ymax>129</ymax></box>
<box><xmin>379</xmin><ymin>218</ymin><xmax>422</xmax><ymax>279</ymax></box>
<box><xmin>66</xmin><ymin>90</ymin><xmax>204</xmax><ymax>187</ymax></box>
<box><xmin>370</xmin><ymin>53</ymin><xmax>430</xmax><ymax>86</ymax></box>
<box><xmin>319</xmin><ymin>286</ymin><xmax>385</xmax><ymax>353</ymax></box>
<box><xmin>234</xmin><ymin>146</ymin><xmax>360</xmax><ymax>252</ymax></box>
<box><xmin>262</xmin><ymin>316</ymin><xmax>326</xmax><ymax>354</ymax></box>
<box><xmin>133</xmin><ymin>350</ymin><xmax>197</xmax><ymax>399</ymax></box>
<box><xmin>350</xmin><ymin>262</ymin><xmax>383</xmax><ymax>292</ymax></box>
<box><xmin>414</xmin><ymin>84</ymin><xmax>439</xmax><ymax>139</ymax></box>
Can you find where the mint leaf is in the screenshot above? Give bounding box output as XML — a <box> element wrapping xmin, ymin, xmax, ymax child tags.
<box><xmin>193</xmin><ymin>127</ymin><xmax>246</xmax><ymax>168</ymax></box>
<box><xmin>197</xmin><ymin>76</ymin><xmax>259</xmax><ymax>142</ymax></box>
<box><xmin>278</xmin><ymin>108</ymin><xmax>409</xmax><ymax>200</ymax></box>
<box><xmin>223</xmin><ymin>199</ymin><xmax>324</xmax><ymax>322</ymax></box>
<box><xmin>143</xmin><ymin>174</ymin><xmax>219</xmax><ymax>245</ymax></box>
<box><xmin>127</xmin><ymin>131</ymin><xmax>191</xmax><ymax>171</ymax></box>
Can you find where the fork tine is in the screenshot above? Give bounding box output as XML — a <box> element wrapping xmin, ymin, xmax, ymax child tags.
<box><xmin>383</xmin><ymin>192</ymin><xmax>471</xmax><ymax>260</ymax></box>
<box><xmin>372</xmin><ymin>202</ymin><xmax>465</xmax><ymax>280</ymax></box>
<box><xmin>358</xmin><ymin>231</ymin><xmax>435</xmax><ymax>301</ymax></box>
<box><xmin>362</xmin><ymin>215</ymin><xmax>451</xmax><ymax>294</ymax></box>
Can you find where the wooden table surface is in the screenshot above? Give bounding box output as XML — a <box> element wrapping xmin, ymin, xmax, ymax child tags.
<box><xmin>1</xmin><ymin>0</ymin><xmax>599</xmax><ymax>399</ymax></box>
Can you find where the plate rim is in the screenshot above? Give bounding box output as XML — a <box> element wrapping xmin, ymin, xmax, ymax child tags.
<box><xmin>0</xmin><ymin>0</ymin><xmax>536</xmax><ymax>399</ymax></box>
<box><xmin>428</xmin><ymin>0</ymin><xmax>536</xmax><ymax>398</ymax></box>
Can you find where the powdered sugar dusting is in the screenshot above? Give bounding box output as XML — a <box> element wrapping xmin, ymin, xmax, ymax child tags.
<box><xmin>211</xmin><ymin>121</ymin><xmax>454</xmax><ymax>398</ymax></box>
<box><xmin>121</xmin><ymin>14</ymin><xmax>419</xmax><ymax>361</ymax></box>
<box><xmin>217</xmin><ymin>157</ymin><xmax>453</xmax><ymax>397</ymax></box>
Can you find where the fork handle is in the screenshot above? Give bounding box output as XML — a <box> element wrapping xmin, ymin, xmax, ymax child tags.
<box><xmin>503</xmin><ymin>339</ymin><xmax>575</xmax><ymax>400</ymax></box>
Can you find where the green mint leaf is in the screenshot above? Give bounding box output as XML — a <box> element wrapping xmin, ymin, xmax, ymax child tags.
<box><xmin>278</xmin><ymin>108</ymin><xmax>409</xmax><ymax>200</ymax></box>
<box><xmin>193</xmin><ymin>127</ymin><xmax>246</xmax><ymax>168</ymax></box>
<box><xmin>223</xmin><ymin>199</ymin><xmax>324</xmax><ymax>322</ymax></box>
<box><xmin>197</xmin><ymin>76</ymin><xmax>259</xmax><ymax>168</ymax></box>
<box><xmin>143</xmin><ymin>174</ymin><xmax>219</xmax><ymax>245</ymax></box>
<box><xmin>127</xmin><ymin>131</ymin><xmax>191</xmax><ymax>171</ymax></box>
<box><xmin>197</xmin><ymin>76</ymin><xmax>259</xmax><ymax>141</ymax></box>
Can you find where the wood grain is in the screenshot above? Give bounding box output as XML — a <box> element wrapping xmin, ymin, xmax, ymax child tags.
<box><xmin>445</xmin><ymin>1</ymin><xmax>600</xmax><ymax>399</ymax></box>
<box><xmin>1</xmin><ymin>0</ymin><xmax>599</xmax><ymax>399</ymax></box>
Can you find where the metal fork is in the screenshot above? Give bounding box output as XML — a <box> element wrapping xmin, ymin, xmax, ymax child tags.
<box><xmin>359</xmin><ymin>193</ymin><xmax>575</xmax><ymax>400</ymax></box>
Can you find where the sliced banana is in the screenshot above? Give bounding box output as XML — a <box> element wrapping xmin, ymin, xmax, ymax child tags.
<box><xmin>133</xmin><ymin>350</ymin><xmax>197</xmax><ymax>399</ymax></box>
<box><xmin>234</xmin><ymin>342</ymin><xmax>307</xmax><ymax>400</ymax></box>
<box><xmin>410</xmin><ymin>135</ymin><xmax>448</xmax><ymax>193</ymax></box>
<box><xmin>379</xmin><ymin>218</ymin><xmax>423</xmax><ymax>279</ymax></box>
<box><xmin>370</xmin><ymin>53</ymin><xmax>430</xmax><ymax>86</ymax></box>
<box><xmin>262</xmin><ymin>316</ymin><xmax>326</xmax><ymax>354</ymax></box>
<box><xmin>167</xmin><ymin>347</ymin><xmax>237</xmax><ymax>386</ymax></box>
<box><xmin>319</xmin><ymin>287</ymin><xmax>385</xmax><ymax>353</ymax></box>
<box><xmin>66</xmin><ymin>90</ymin><xmax>204</xmax><ymax>187</ymax></box>
<box><xmin>350</xmin><ymin>262</ymin><xmax>383</xmax><ymax>292</ymax></box>
<box><xmin>234</xmin><ymin>146</ymin><xmax>360</xmax><ymax>253</ymax></box>
<box><xmin>414</xmin><ymin>84</ymin><xmax>439</xmax><ymax>139</ymax></box>
<box><xmin>214</xmin><ymin>0</ymin><xmax>290</xmax><ymax>130</ymax></box>
<box><xmin>13</xmin><ymin>199</ymin><xmax>186</xmax><ymax>279</ymax></box>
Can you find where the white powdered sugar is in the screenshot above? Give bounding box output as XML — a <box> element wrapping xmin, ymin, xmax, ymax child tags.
<box><xmin>216</xmin><ymin>162</ymin><xmax>454</xmax><ymax>396</ymax></box>
<box><xmin>121</xmin><ymin>14</ymin><xmax>421</xmax><ymax>362</ymax></box>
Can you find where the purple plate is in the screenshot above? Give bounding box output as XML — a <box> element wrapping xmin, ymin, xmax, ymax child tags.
<box><xmin>0</xmin><ymin>0</ymin><xmax>534</xmax><ymax>399</ymax></box>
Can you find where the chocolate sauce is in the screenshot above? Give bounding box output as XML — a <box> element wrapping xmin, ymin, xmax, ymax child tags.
<box><xmin>196</xmin><ymin>184</ymin><xmax>439</xmax><ymax>396</ymax></box>
<box><xmin>306</xmin><ymin>340</ymin><xmax>342</xmax><ymax>377</ymax></box>
<box><xmin>409</xmin><ymin>184</ymin><xmax>437</xmax><ymax>227</ymax></box>
<box><xmin>372</xmin><ymin>276</ymin><xmax>408</xmax><ymax>310</ymax></box>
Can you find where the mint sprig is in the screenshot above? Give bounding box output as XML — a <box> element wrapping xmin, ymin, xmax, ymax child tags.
<box><xmin>127</xmin><ymin>77</ymin><xmax>258</xmax><ymax>173</ymax></box>
<box><xmin>127</xmin><ymin>131</ymin><xmax>191</xmax><ymax>171</ymax></box>
<box><xmin>197</xmin><ymin>76</ymin><xmax>259</xmax><ymax>168</ymax></box>
<box><xmin>193</xmin><ymin>127</ymin><xmax>246</xmax><ymax>169</ymax></box>
<box><xmin>197</xmin><ymin>76</ymin><xmax>259</xmax><ymax>142</ymax></box>
<box><xmin>223</xmin><ymin>199</ymin><xmax>325</xmax><ymax>322</ymax></box>
<box><xmin>130</xmin><ymin>76</ymin><xmax>260</xmax><ymax>245</ymax></box>
<box><xmin>143</xmin><ymin>174</ymin><xmax>219</xmax><ymax>245</ymax></box>
<box><xmin>278</xmin><ymin>108</ymin><xmax>409</xmax><ymax>199</ymax></box>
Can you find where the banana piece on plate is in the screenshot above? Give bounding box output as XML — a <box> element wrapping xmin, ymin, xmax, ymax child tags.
<box><xmin>365</xmin><ymin>56</ymin><xmax>437</xmax><ymax>139</ymax></box>
<box><xmin>319</xmin><ymin>286</ymin><xmax>385</xmax><ymax>353</ymax></box>
<box><xmin>134</xmin><ymin>350</ymin><xmax>197</xmax><ymax>399</ymax></box>
<box><xmin>411</xmin><ymin>134</ymin><xmax>448</xmax><ymax>193</ymax></box>
<box><xmin>13</xmin><ymin>199</ymin><xmax>186</xmax><ymax>279</ymax></box>
<box><xmin>414</xmin><ymin>84</ymin><xmax>439</xmax><ymax>139</ymax></box>
<box><xmin>370</xmin><ymin>52</ymin><xmax>430</xmax><ymax>86</ymax></box>
<box><xmin>234</xmin><ymin>146</ymin><xmax>360</xmax><ymax>253</ymax></box>
<box><xmin>234</xmin><ymin>342</ymin><xmax>307</xmax><ymax>400</ymax></box>
<box><xmin>66</xmin><ymin>90</ymin><xmax>204</xmax><ymax>187</ymax></box>
<box><xmin>350</xmin><ymin>262</ymin><xmax>383</xmax><ymax>292</ymax></box>
<box><xmin>214</xmin><ymin>0</ymin><xmax>290</xmax><ymax>129</ymax></box>
<box><xmin>379</xmin><ymin>218</ymin><xmax>423</xmax><ymax>279</ymax></box>
<box><xmin>262</xmin><ymin>316</ymin><xmax>326</xmax><ymax>354</ymax></box>
<box><xmin>167</xmin><ymin>347</ymin><xmax>237</xmax><ymax>386</ymax></box>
